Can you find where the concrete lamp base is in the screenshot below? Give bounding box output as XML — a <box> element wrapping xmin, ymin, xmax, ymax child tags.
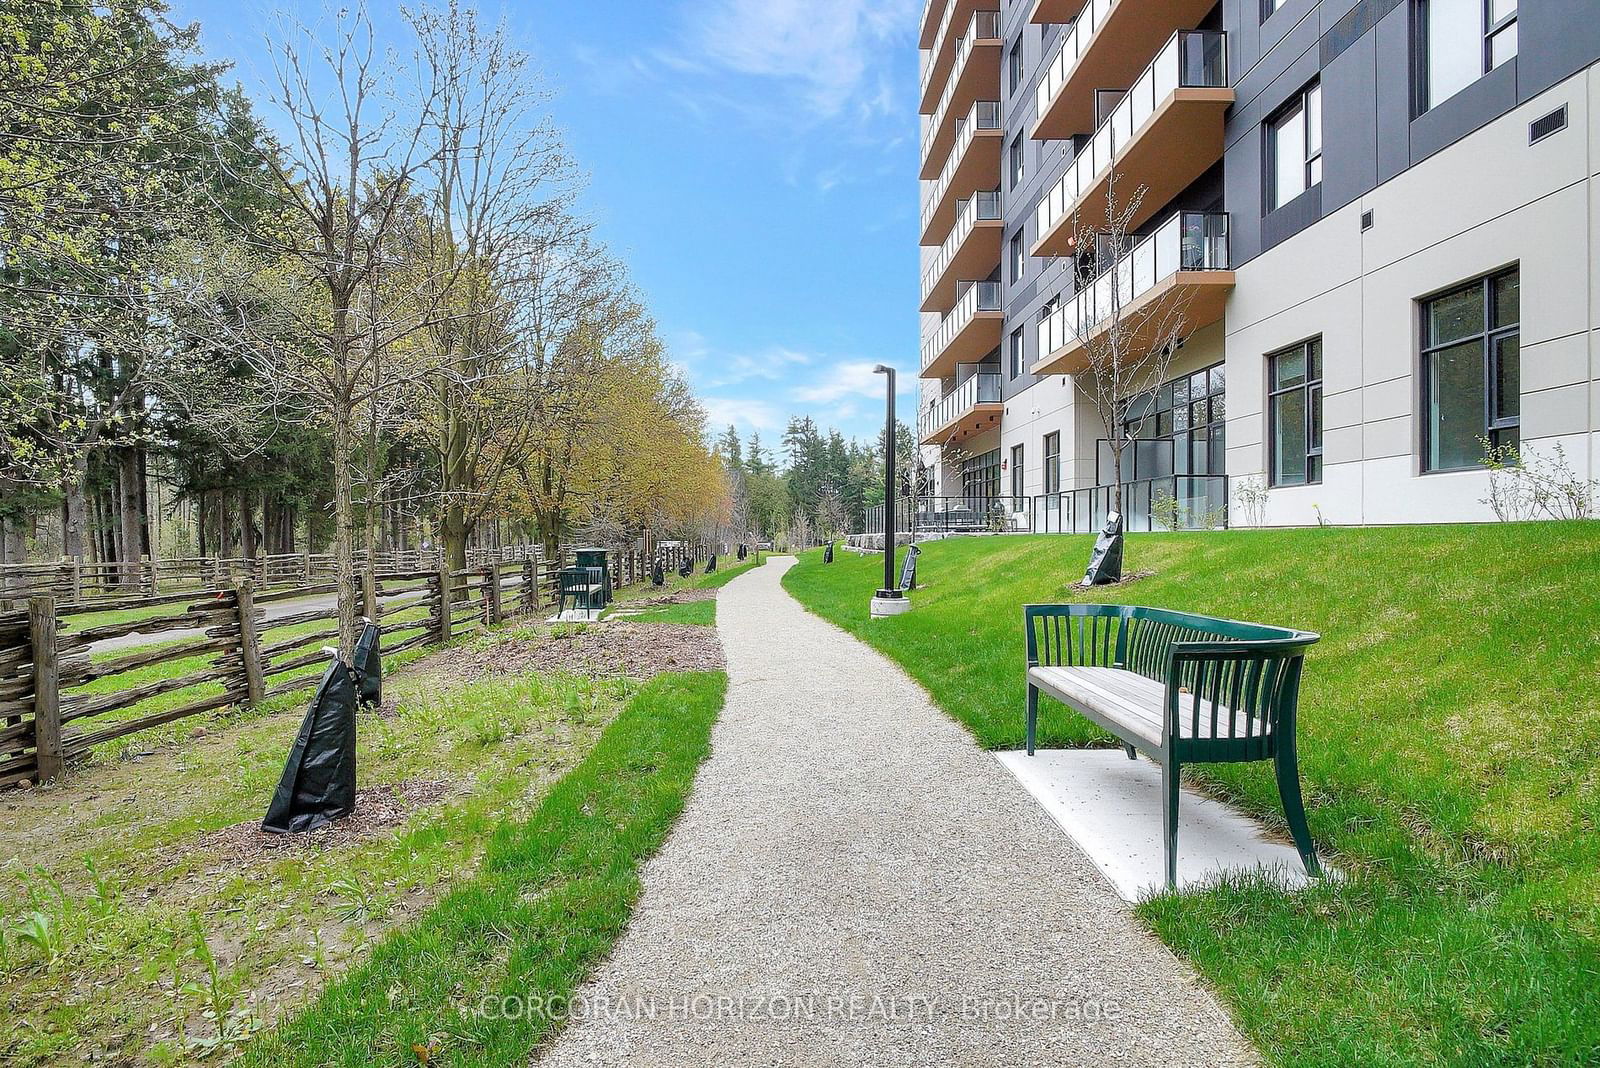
<box><xmin>870</xmin><ymin>592</ymin><xmax>911</xmax><ymax>619</ymax></box>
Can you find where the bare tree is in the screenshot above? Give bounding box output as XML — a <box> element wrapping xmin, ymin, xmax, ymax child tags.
<box><xmin>176</xmin><ymin>5</ymin><xmax>443</xmax><ymax>658</ymax></box>
<box><xmin>1065</xmin><ymin>170</ymin><xmax>1195</xmax><ymax>518</ymax></box>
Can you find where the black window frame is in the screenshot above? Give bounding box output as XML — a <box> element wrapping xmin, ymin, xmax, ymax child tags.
<box><xmin>1009</xmin><ymin>443</ymin><xmax>1025</xmax><ymax>504</ymax></box>
<box><xmin>1264</xmin><ymin>80</ymin><xmax>1322</xmax><ymax>214</ymax></box>
<box><xmin>1267</xmin><ymin>338</ymin><xmax>1324</xmax><ymax>487</ymax></box>
<box><xmin>1008</xmin><ymin>37</ymin><xmax>1023</xmax><ymax>95</ymax></box>
<box><xmin>1415</xmin><ymin>0</ymin><xmax>1519</xmax><ymax>115</ymax></box>
<box><xmin>1009</xmin><ymin>230</ymin><xmax>1025</xmax><ymax>284</ymax></box>
<box><xmin>1008</xmin><ymin>134</ymin><xmax>1025</xmax><ymax>190</ymax></box>
<box><xmin>1042</xmin><ymin>432</ymin><xmax>1061</xmax><ymax>494</ymax></box>
<box><xmin>1419</xmin><ymin>267</ymin><xmax>1520</xmax><ymax>473</ymax></box>
<box><xmin>961</xmin><ymin>447</ymin><xmax>1002</xmax><ymax>503</ymax></box>
<box><xmin>1008</xmin><ymin>325</ymin><xmax>1025</xmax><ymax>379</ymax></box>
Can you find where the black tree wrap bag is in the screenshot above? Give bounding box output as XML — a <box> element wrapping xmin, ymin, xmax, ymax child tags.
<box><xmin>353</xmin><ymin>617</ymin><xmax>381</xmax><ymax>707</ymax></box>
<box><xmin>262</xmin><ymin>656</ymin><xmax>360</xmax><ymax>834</ymax></box>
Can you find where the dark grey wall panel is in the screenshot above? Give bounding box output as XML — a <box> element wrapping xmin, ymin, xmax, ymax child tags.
<box><xmin>1409</xmin><ymin>59</ymin><xmax>1518</xmax><ymax>161</ymax></box>
<box><xmin>1517</xmin><ymin>0</ymin><xmax>1600</xmax><ymax>99</ymax></box>
<box><xmin>1321</xmin><ymin>29</ymin><xmax>1378</xmax><ymax>211</ymax></box>
<box><xmin>1373</xmin><ymin>5</ymin><xmax>1411</xmax><ymax>183</ymax></box>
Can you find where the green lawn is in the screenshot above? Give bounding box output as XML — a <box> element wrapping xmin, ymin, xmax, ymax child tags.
<box><xmin>783</xmin><ymin>526</ymin><xmax>1600</xmax><ymax>1067</ymax></box>
<box><xmin>236</xmin><ymin>670</ymin><xmax>726</xmax><ymax>1067</ymax></box>
<box><xmin>609</xmin><ymin>599</ymin><xmax>716</xmax><ymax>626</ymax></box>
<box><xmin>609</xmin><ymin>552</ymin><xmax>762</xmax><ymax>604</ymax></box>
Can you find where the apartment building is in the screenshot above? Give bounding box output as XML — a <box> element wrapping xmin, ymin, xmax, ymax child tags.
<box><xmin>915</xmin><ymin>0</ymin><xmax>1600</xmax><ymax>529</ymax></box>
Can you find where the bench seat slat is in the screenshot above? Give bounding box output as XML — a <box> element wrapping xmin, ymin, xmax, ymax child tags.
<box><xmin>1027</xmin><ymin>666</ymin><xmax>1264</xmax><ymax>746</ymax></box>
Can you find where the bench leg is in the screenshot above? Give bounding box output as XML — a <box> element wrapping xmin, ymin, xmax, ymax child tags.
<box><xmin>1123</xmin><ymin>743</ymin><xmax>1137</xmax><ymax>760</ymax></box>
<box><xmin>1275</xmin><ymin>743</ymin><xmax>1322</xmax><ymax>878</ymax></box>
<box><xmin>1162</xmin><ymin>759</ymin><xmax>1180</xmax><ymax>891</ymax></box>
<box><xmin>1025</xmin><ymin>684</ymin><xmax>1038</xmax><ymax>756</ymax></box>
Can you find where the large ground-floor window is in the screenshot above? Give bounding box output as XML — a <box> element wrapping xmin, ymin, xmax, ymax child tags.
<box><xmin>1269</xmin><ymin>338</ymin><xmax>1323</xmax><ymax>486</ymax></box>
<box><xmin>1421</xmin><ymin>268</ymin><xmax>1519</xmax><ymax>472</ymax></box>
<box><xmin>961</xmin><ymin>448</ymin><xmax>1001</xmax><ymax>503</ymax></box>
<box><xmin>1100</xmin><ymin>362</ymin><xmax>1226</xmax><ymax>483</ymax></box>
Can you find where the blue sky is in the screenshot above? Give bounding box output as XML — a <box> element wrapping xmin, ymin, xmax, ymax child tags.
<box><xmin>168</xmin><ymin>0</ymin><xmax>924</xmax><ymax>451</ymax></box>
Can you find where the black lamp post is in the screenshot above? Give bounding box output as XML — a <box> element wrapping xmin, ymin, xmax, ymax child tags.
<box><xmin>873</xmin><ymin>364</ymin><xmax>900</xmax><ymax>601</ymax></box>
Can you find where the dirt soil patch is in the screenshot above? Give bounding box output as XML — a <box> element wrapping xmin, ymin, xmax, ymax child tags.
<box><xmin>616</xmin><ymin>586</ymin><xmax>718</xmax><ymax>608</ymax></box>
<box><xmin>200</xmin><ymin>779</ymin><xmax>454</xmax><ymax>862</ymax></box>
<box><xmin>421</xmin><ymin>622</ymin><xmax>724</xmax><ymax>681</ymax></box>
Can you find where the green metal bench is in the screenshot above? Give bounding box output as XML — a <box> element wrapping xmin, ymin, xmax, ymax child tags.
<box><xmin>557</xmin><ymin>566</ymin><xmax>606</xmax><ymax>615</ymax></box>
<box><xmin>1024</xmin><ymin>603</ymin><xmax>1322</xmax><ymax>889</ymax></box>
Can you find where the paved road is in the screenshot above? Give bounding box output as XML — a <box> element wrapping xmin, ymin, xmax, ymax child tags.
<box><xmin>84</xmin><ymin>577</ymin><xmax>521</xmax><ymax>656</ymax></box>
<box><xmin>535</xmin><ymin>556</ymin><xmax>1253</xmax><ymax>1067</ymax></box>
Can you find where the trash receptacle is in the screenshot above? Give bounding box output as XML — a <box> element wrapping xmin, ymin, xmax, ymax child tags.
<box><xmin>573</xmin><ymin>547</ymin><xmax>611</xmax><ymax>605</ymax></box>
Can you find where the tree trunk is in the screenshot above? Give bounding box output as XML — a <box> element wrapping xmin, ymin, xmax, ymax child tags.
<box><xmin>138</xmin><ymin>446</ymin><xmax>152</xmax><ymax>557</ymax></box>
<box><xmin>62</xmin><ymin>455</ymin><xmax>88</xmax><ymax>561</ymax></box>
<box><xmin>118</xmin><ymin>446</ymin><xmax>144</xmax><ymax>589</ymax></box>
<box><xmin>332</xmin><ymin>409</ymin><xmax>358</xmax><ymax>660</ymax></box>
<box><xmin>241</xmin><ymin>485</ymin><xmax>259</xmax><ymax>561</ymax></box>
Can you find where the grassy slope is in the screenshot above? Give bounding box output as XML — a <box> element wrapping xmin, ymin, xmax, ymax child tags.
<box><xmin>783</xmin><ymin>526</ymin><xmax>1600</xmax><ymax>1067</ymax></box>
<box><xmin>236</xmin><ymin>670</ymin><xmax>726</xmax><ymax>1067</ymax></box>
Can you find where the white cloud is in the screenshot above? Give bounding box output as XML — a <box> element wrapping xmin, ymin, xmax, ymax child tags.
<box><xmin>702</xmin><ymin>396</ymin><xmax>785</xmax><ymax>434</ymax></box>
<box><xmin>790</xmin><ymin>359</ymin><xmax>914</xmax><ymax>405</ymax></box>
<box><xmin>673</xmin><ymin>0</ymin><xmax>918</xmax><ymax>120</ymax></box>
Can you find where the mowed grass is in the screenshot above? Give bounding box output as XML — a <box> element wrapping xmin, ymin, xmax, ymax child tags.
<box><xmin>235</xmin><ymin>670</ymin><xmax>726</xmax><ymax>1067</ymax></box>
<box><xmin>782</xmin><ymin>526</ymin><xmax>1600</xmax><ymax>1067</ymax></box>
<box><xmin>610</xmin><ymin>599</ymin><xmax>716</xmax><ymax>626</ymax></box>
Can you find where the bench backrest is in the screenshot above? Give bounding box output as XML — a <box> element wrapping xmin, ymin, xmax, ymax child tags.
<box><xmin>1025</xmin><ymin>603</ymin><xmax>1319</xmax><ymax>756</ymax></box>
<box><xmin>558</xmin><ymin>566</ymin><xmax>604</xmax><ymax>594</ymax></box>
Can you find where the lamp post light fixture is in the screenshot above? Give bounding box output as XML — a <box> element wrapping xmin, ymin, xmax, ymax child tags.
<box><xmin>871</xmin><ymin>364</ymin><xmax>911</xmax><ymax>619</ymax></box>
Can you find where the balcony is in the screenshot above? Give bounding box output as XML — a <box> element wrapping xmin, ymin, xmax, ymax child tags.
<box><xmin>1031</xmin><ymin>31</ymin><xmax>1230</xmax><ymax>258</ymax></box>
<box><xmin>1033</xmin><ymin>0</ymin><xmax>1219</xmax><ymax>139</ymax></box>
<box><xmin>920</xmin><ymin>102</ymin><xmax>1002</xmax><ymax>246</ymax></box>
<box><xmin>920</xmin><ymin>10</ymin><xmax>1002</xmax><ymax>177</ymax></box>
<box><xmin>1029</xmin><ymin>0</ymin><xmax>1089</xmax><ymax>25</ymax></box>
<box><xmin>919</xmin><ymin>370</ymin><xmax>1003</xmax><ymax>447</ymax></box>
<box><xmin>921</xmin><ymin>280</ymin><xmax>1003</xmax><ymax>379</ymax></box>
<box><xmin>1034</xmin><ymin>211</ymin><xmax>1232</xmax><ymax>376</ymax></box>
<box><xmin>921</xmin><ymin>191</ymin><xmax>1002</xmax><ymax>313</ymax></box>
<box><xmin>920</xmin><ymin>2</ymin><xmax>1000</xmax><ymax>114</ymax></box>
<box><xmin>919</xmin><ymin>0</ymin><xmax>951</xmax><ymax>48</ymax></box>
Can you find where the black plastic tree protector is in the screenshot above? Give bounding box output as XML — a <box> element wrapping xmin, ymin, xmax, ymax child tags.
<box><xmin>899</xmin><ymin>544</ymin><xmax>920</xmax><ymax>592</ymax></box>
<box><xmin>353</xmin><ymin>617</ymin><xmax>381</xmax><ymax>707</ymax></box>
<box><xmin>737</xmin><ymin>544</ymin><xmax>748</xmax><ymax>560</ymax></box>
<box><xmin>705</xmin><ymin>554</ymin><xmax>717</xmax><ymax>574</ymax></box>
<box><xmin>262</xmin><ymin>655</ymin><xmax>359</xmax><ymax>834</ymax></box>
<box><xmin>1083</xmin><ymin>512</ymin><xmax>1125</xmax><ymax>586</ymax></box>
<box><xmin>678</xmin><ymin>557</ymin><xmax>693</xmax><ymax>577</ymax></box>
<box><xmin>652</xmin><ymin>558</ymin><xmax>666</xmax><ymax>586</ymax></box>
<box><xmin>823</xmin><ymin>542</ymin><xmax>835</xmax><ymax>564</ymax></box>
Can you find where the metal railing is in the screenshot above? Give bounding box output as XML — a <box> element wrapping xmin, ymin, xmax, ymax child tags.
<box><xmin>1034</xmin><ymin>30</ymin><xmax>1228</xmax><ymax>245</ymax></box>
<box><xmin>921</xmin><ymin>190</ymin><xmax>1001</xmax><ymax>302</ymax></box>
<box><xmin>1035</xmin><ymin>0</ymin><xmax>1119</xmax><ymax>126</ymax></box>
<box><xmin>922</xmin><ymin>9</ymin><xmax>1003</xmax><ymax>161</ymax></box>
<box><xmin>1037</xmin><ymin>210</ymin><xmax>1229</xmax><ymax>360</ymax></box>
<box><xmin>919</xmin><ymin>0</ymin><xmax>959</xmax><ymax>93</ymax></box>
<box><xmin>1032</xmin><ymin>475</ymin><xmax>1230</xmax><ymax>533</ymax></box>
<box><xmin>919</xmin><ymin>371</ymin><xmax>1002</xmax><ymax>443</ymax></box>
<box><xmin>856</xmin><ymin>476</ymin><xmax>1230</xmax><ymax>538</ymax></box>
<box><xmin>921</xmin><ymin>280</ymin><xmax>1002</xmax><ymax>371</ymax></box>
<box><xmin>921</xmin><ymin>100</ymin><xmax>1001</xmax><ymax>237</ymax></box>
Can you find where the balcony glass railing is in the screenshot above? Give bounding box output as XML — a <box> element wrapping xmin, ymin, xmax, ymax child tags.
<box><xmin>919</xmin><ymin>0</ymin><xmax>961</xmax><ymax>97</ymax></box>
<box><xmin>920</xmin><ymin>371</ymin><xmax>1003</xmax><ymax>442</ymax></box>
<box><xmin>1036</xmin><ymin>211</ymin><xmax>1228</xmax><ymax>359</ymax></box>
<box><xmin>921</xmin><ymin>10</ymin><xmax>1002</xmax><ymax>159</ymax></box>
<box><xmin>920</xmin><ymin>190</ymin><xmax>1001</xmax><ymax>302</ymax></box>
<box><xmin>1033</xmin><ymin>30</ymin><xmax>1227</xmax><ymax>246</ymax></box>
<box><xmin>1035</xmin><ymin>0</ymin><xmax>1118</xmax><ymax>125</ymax></box>
<box><xmin>921</xmin><ymin>280</ymin><xmax>1002</xmax><ymax>370</ymax></box>
<box><xmin>921</xmin><ymin>101</ymin><xmax>1001</xmax><ymax>237</ymax></box>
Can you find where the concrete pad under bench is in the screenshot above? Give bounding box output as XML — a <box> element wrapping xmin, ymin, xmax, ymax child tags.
<box><xmin>996</xmin><ymin>749</ymin><xmax>1318</xmax><ymax>902</ymax></box>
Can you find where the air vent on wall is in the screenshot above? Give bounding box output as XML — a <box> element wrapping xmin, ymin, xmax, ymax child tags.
<box><xmin>1361</xmin><ymin>210</ymin><xmax>1375</xmax><ymax>231</ymax></box>
<box><xmin>1530</xmin><ymin>106</ymin><xmax>1568</xmax><ymax>145</ymax></box>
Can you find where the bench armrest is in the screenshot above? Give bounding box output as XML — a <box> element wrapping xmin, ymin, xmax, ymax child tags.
<box><xmin>1161</xmin><ymin>638</ymin><xmax>1316</xmax><ymax>744</ymax></box>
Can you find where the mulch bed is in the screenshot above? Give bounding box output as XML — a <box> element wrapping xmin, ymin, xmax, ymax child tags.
<box><xmin>420</xmin><ymin>622</ymin><xmax>724</xmax><ymax>682</ymax></box>
<box><xmin>614</xmin><ymin>586</ymin><xmax>719</xmax><ymax>608</ymax></box>
<box><xmin>201</xmin><ymin>779</ymin><xmax>453</xmax><ymax>861</ymax></box>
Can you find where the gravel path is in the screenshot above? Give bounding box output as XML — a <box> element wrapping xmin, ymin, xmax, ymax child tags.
<box><xmin>535</xmin><ymin>556</ymin><xmax>1253</xmax><ymax>1067</ymax></box>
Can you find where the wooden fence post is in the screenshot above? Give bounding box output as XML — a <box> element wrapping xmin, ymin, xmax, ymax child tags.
<box><xmin>482</xmin><ymin>566</ymin><xmax>501</xmax><ymax>626</ymax></box>
<box><xmin>436</xmin><ymin>567</ymin><xmax>453</xmax><ymax>643</ymax></box>
<box><xmin>522</xmin><ymin>558</ymin><xmax>537</xmax><ymax>614</ymax></box>
<box><xmin>27</xmin><ymin>596</ymin><xmax>63</xmax><ymax>783</ymax></box>
<box><xmin>66</xmin><ymin>558</ymin><xmax>81</xmax><ymax>602</ymax></box>
<box><xmin>233</xmin><ymin>581</ymin><xmax>265</xmax><ymax>707</ymax></box>
<box><xmin>360</xmin><ymin>570</ymin><xmax>378</xmax><ymax>620</ymax></box>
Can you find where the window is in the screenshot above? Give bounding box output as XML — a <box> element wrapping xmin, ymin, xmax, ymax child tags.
<box><xmin>1009</xmin><ymin>230</ymin><xmax>1025</xmax><ymax>284</ymax></box>
<box><xmin>961</xmin><ymin>448</ymin><xmax>1001</xmax><ymax>503</ymax></box>
<box><xmin>1267</xmin><ymin>81</ymin><xmax>1321</xmax><ymax>211</ymax></box>
<box><xmin>1042</xmin><ymin>432</ymin><xmax>1061</xmax><ymax>493</ymax></box>
<box><xmin>1261</xmin><ymin>0</ymin><xmax>1282</xmax><ymax>19</ymax></box>
<box><xmin>1009</xmin><ymin>135</ymin><xmax>1025</xmax><ymax>190</ymax></box>
<box><xmin>1419</xmin><ymin>0</ymin><xmax>1517</xmax><ymax>112</ymax></box>
<box><xmin>1268</xmin><ymin>339</ymin><xmax>1323</xmax><ymax>486</ymax></box>
<box><xmin>1103</xmin><ymin>363</ymin><xmax>1226</xmax><ymax>482</ymax></box>
<box><xmin>1422</xmin><ymin>268</ymin><xmax>1519</xmax><ymax>472</ymax></box>
<box><xmin>1008</xmin><ymin>326</ymin><xmax>1025</xmax><ymax>379</ymax></box>
<box><xmin>1008</xmin><ymin>39</ymin><xmax>1023</xmax><ymax>95</ymax></box>
<box><xmin>1010</xmin><ymin>444</ymin><xmax>1025</xmax><ymax>504</ymax></box>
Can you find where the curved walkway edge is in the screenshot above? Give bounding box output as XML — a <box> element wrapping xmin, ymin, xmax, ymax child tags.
<box><xmin>535</xmin><ymin>556</ymin><xmax>1254</xmax><ymax>1067</ymax></box>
